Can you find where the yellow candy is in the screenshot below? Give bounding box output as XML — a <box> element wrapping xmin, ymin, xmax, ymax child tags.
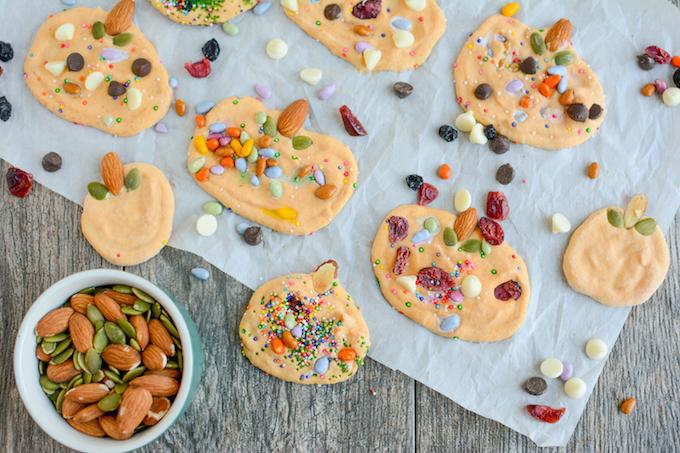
<box><xmin>240</xmin><ymin>139</ymin><xmax>254</xmax><ymax>158</ymax></box>
<box><xmin>501</xmin><ymin>2</ymin><xmax>520</xmax><ymax>17</ymax></box>
<box><xmin>230</xmin><ymin>139</ymin><xmax>243</xmax><ymax>155</ymax></box>
<box><xmin>261</xmin><ymin>206</ymin><xmax>298</xmax><ymax>221</ymax></box>
<box><xmin>194</xmin><ymin>135</ymin><xmax>208</xmax><ymax>155</ymax></box>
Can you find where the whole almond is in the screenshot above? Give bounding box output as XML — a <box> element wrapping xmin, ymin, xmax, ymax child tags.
<box><xmin>314</xmin><ymin>184</ymin><xmax>337</xmax><ymax>200</ymax></box>
<box><xmin>68</xmin><ymin>418</ymin><xmax>106</xmax><ymax>437</ymax></box>
<box><xmin>101</xmin><ymin>152</ymin><xmax>125</xmax><ymax>195</ymax></box>
<box><xmin>99</xmin><ymin>415</ymin><xmax>131</xmax><ymax>440</ymax></box>
<box><xmin>102</xmin><ymin>344</ymin><xmax>141</xmax><ymax>371</ymax></box>
<box><xmin>143</xmin><ymin>397</ymin><xmax>171</xmax><ymax>426</ymax></box>
<box><xmin>36</xmin><ymin>345</ymin><xmax>52</xmax><ymax>362</ymax></box>
<box><xmin>36</xmin><ymin>307</ymin><xmax>73</xmax><ymax>337</ymax></box>
<box><xmin>142</xmin><ymin>344</ymin><xmax>167</xmax><ymax>371</ymax></box>
<box><xmin>148</xmin><ymin>319</ymin><xmax>175</xmax><ymax>357</ymax></box>
<box><xmin>117</xmin><ymin>387</ymin><xmax>153</xmax><ymax>436</ymax></box>
<box><xmin>130</xmin><ymin>315</ymin><xmax>149</xmax><ymax>349</ymax></box>
<box><xmin>144</xmin><ymin>369</ymin><xmax>181</xmax><ymax>379</ymax></box>
<box><xmin>454</xmin><ymin>208</ymin><xmax>478</xmax><ymax>242</ymax></box>
<box><xmin>129</xmin><ymin>375</ymin><xmax>180</xmax><ymax>397</ymax></box>
<box><xmin>47</xmin><ymin>360</ymin><xmax>81</xmax><ymax>383</ymax></box>
<box><xmin>61</xmin><ymin>399</ymin><xmax>86</xmax><ymax>420</ymax></box>
<box><xmin>72</xmin><ymin>404</ymin><xmax>105</xmax><ymax>423</ymax></box>
<box><xmin>277</xmin><ymin>99</ymin><xmax>309</xmax><ymax>138</ymax></box>
<box><xmin>544</xmin><ymin>18</ymin><xmax>573</xmax><ymax>52</ymax></box>
<box><xmin>94</xmin><ymin>293</ymin><xmax>125</xmax><ymax>322</ymax></box>
<box><xmin>105</xmin><ymin>0</ymin><xmax>135</xmax><ymax>36</ymax></box>
<box><xmin>69</xmin><ymin>313</ymin><xmax>95</xmax><ymax>353</ymax></box>
<box><xmin>70</xmin><ymin>293</ymin><xmax>94</xmax><ymax>314</ymax></box>
<box><xmin>103</xmin><ymin>290</ymin><xmax>137</xmax><ymax>305</ymax></box>
<box><xmin>65</xmin><ymin>383</ymin><xmax>110</xmax><ymax>403</ymax></box>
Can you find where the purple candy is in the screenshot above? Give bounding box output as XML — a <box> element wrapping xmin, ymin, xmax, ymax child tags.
<box><xmin>101</xmin><ymin>48</ymin><xmax>129</xmax><ymax>63</ymax></box>
<box><xmin>313</xmin><ymin>169</ymin><xmax>325</xmax><ymax>186</ymax></box>
<box><xmin>291</xmin><ymin>325</ymin><xmax>302</xmax><ymax>338</ymax></box>
<box><xmin>451</xmin><ymin>290</ymin><xmax>464</xmax><ymax>303</ymax></box>
<box><xmin>355</xmin><ymin>41</ymin><xmax>374</xmax><ymax>53</ymax></box>
<box><xmin>219</xmin><ymin>136</ymin><xmax>231</xmax><ymax>147</ymax></box>
<box><xmin>207</xmin><ymin>133</ymin><xmax>222</xmax><ymax>141</ymax></box>
<box><xmin>560</xmin><ymin>361</ymin><xmax>573</xmax><ymax>381</ymax></box>
<box><xmin>506</xmin><ymin>79</ymin><xmax>523</xmax><ymax>93</ymax></box>
<box><xmin>654</xmin><ymin>79</ymin><xmax>668</xmax><ymax>94</ymax></box>
<box><xmin>254</xmin><ymin>83</ymin><xmax>272</xmax><ymax>100</ymax></box>
<box><xmin>318</xmin><ymin>84</ymin><xmax>336</xmax><ymax>101</ymax></box>
<box><xmin>154</xmin><ymin>122</ymin><xmax>168</xmax><ymax>134</ymax></box>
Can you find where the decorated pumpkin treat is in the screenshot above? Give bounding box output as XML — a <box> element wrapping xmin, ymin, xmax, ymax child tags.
<box><xmin>239</xmin><ymin>261</ymin><xmax>370</xmax><ymax>384</ymax></box>
<box><xmin>371</xmin><ymin>203</ymin><xmax>531</xmax><ymax>342</ymax></box>
<box><xmin>148</xmin><ymin>0</ymin><xmax>256</xmax><ymax>26</ymax></box>
<box><xmin>563</xmin><ymin>194</ymin><xmax>670</xmax><ymax>307</ymax></box>
<box><xmin>24</xmin><ymin>1</ymin><xmax>172</xmax><ymax>136</ymax></box>
<box><xmin>81</xmin><ymin>152</ymin><xmax>174</xmax><ymax>266</ymax></box>
<box><xmin>453</xmin><ymin>14</ymin><xmax>605</xmax><ymax>150</ymax></box>
<box><xmin>282</xmin><ymin>0</ymin><xmax>447</xmax><ymax>72</ymax></box>
<box><xmin>186</xmin><ymin>96</ymin><xmax>358</xmax><ymax>235</ymax></box>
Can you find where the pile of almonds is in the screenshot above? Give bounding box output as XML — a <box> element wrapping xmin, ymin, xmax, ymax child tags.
<box><xmin>35</xmin><ymin>285</ymin><xmax>183</xmax><ymax>439</ymax></box>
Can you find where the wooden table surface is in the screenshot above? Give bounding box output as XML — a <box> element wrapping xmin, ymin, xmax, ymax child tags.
<box><xmin>2</xmin><ymin>2</ymin><xmax>680</xmax><ymax>451</ymax></box>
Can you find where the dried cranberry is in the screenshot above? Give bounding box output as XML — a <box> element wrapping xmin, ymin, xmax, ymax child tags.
<box><xmin>352</xmin><ymin>0</ymin><xmax>381</xmax><ymax>19</ymax></box>
<box><xmin>417</xmin><ymin>267</ymin><xmax>454</xmax><ymax>292</ymax></box>
<box><xmin>6</xmin><ymin>167</ymin><xmax>33</xmax><ymax>198</ymax></box>
<box><xmin>184</xmin><ymin>58</ymin><xmax>212</xmax><ymax>78</ymax></box>
<box><xmin>494</xmin><ymin>280</ymin><xmax>522</xmax><ymax>301</ymax></box>
<box><xmin>417</xmin><ymin>183</ymin><xmax>438</xmax><ymax>206</ymax></box>
<box><xmin>478</xmin><ymin>217</ymin><xmax>504</xmax><ymax>246</ymax></box>
<box><xmin>287</xmin><ymin>293</ymin><xmax>304</xmax><ymax>314</ymax></box>
<box><xmin>645</xmin><ymin>45</ymin><xmax>671</xmax><ymax>64</ymax></box>
<box><xmin>387</xmin><ymin>215</ymin><xmax>409</xmax><ymax>243</ymax></box>
<box><xmin>339</xmin><ymin>105</ymin><xmax>367</xmax><ymax>136</ymax></box>
<box><xmin>486</xmin><ymin>191</ymin><xmax>509</xmax><ymax>221</ymax></box>
<box><xmin>393</xmin><ymin>246</ymin><xmax>411</xmax><ymax>275</ymax></box>
<box><xmin>526</xmin><ymin>405</ymin><xmax>566</xmax><ymax>424</ymax></box>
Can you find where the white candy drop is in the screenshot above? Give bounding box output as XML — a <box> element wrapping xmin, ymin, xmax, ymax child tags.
<box><xmin>265</xmin><ymin>38</ymin><xmax>288</xmax><ymax>59</ymax></box>
<box><xmin>461</xmin><ymin>275</ymin><xmax>481</xmax><ymax>298</ymax></box>
<box><xmin>454</xmin><ymin>189</ymin><xmax>471</xmax><ymax>212</ymax></box>
<box><xmin>585</xmin><ymin>338</ymin><xmax>607</xmax><ymax>359</ymax></box>
<box><xmin>299</xmin><ymin>68</ymin><xmax>322</xmax><ymax>85</ymax></box>
<box><xmin>44</xmin><ymin>61</ymin><xmax>66</xmax><ymax>76</ymax></box>
<box><xmin>540</xmin><ymin>358</ymin><xmax>564</xmax><ymax>379</ymax></box>
<box><xmin>469</xmin><ymin>123</ymin><xmax>488</xmax><ymax>145</ymax></box>
<box><xmin>454</xmin><ymin>110</ymin><xmax>475</xmax><ymax>132</ymax></box>
<box><xmin>662</xmin><ymin>87</ymin><xmax>680</xmax><ymax>107</ymax></box>
<box><xmin>280</xmin><ymin>0</ymin><xmax>298</xmax><ymax>12</ymax></box>
<box><xmin>85</xmin><ymin>71</ymin><xmax>105</xmax><ymax>91</ymax></box>
<box><xmin>54</xmin><ymin>23</ymin><xmax>75</xmax><ymax>41</ymax></box>
<box><xmin>392</xmin><ymin>30</ymin><xmax>415</xmax><ymax>48</ymax></box>
<box><xmin>396</xmin><ymin>275</ymin><xmax>417</xmax><ymax>294</ymax></box>
<box><xmin>405</xmin><ymin>0</ymin><xmax>427</xmax><ymax>12</ymax></box>
<box><xmin>564</xmin><ymin>377</ymin><xmax>586</xmax><ymax>399</ymax></box>
<box><xmin>363</xmin><ymin>49</ymin><xmax>382</xmax><ymax>71</ymax></box>
<box><xmin>196</xmin><ymin>214</ymin><xmax>218</xmax><ymax>237</ymax></box>
<box><xmin>551</xmin><ymin>213</ymin><xmax>571</xmax><ymax>234</ymax></box>
<box><xmin>126</xmin><ymin>87</ymin><xmax>142</xmax><ymax>111</ymax></box>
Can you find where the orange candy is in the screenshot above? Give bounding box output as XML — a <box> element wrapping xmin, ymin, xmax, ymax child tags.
<box><xmin>255</xmin><ymin>157</ymin><xmax>266</xmax><ymax>176</ymax></box>
<box><xmin>544</xmin><ymin>75</ymin><xmax>561</xmax><ymax>88</ymax></box>
<box><xmin>437</xmin><ymin>163</ymin><xmax>451</xmax><ymax>180</ymax></box>
<box><xmin>270</xmin><ymin>338</ymin><xmax>285</xmax><ymax>355</ymax></box>
<box><xmin>206</xmin><ymin>138</ymin><xmax>219</xmax><ymax>151</ymax></box>
<box><xmin>195</xmin><ymin>167</ymin><xmax>209</xmax><ymax>182</ymax></box>
<box><xmin>195</xmin><ymin>115</ymin><xmax>206</xmax><ymax>128</ymax></box>
<box><xmin>175</xmin><ymin>99</ymin><xmax>186</xmax><ymax>117</ymax></box>
<box><xmin>220</xmin><ymin>156</ymin><xmax>234</xmax><ymax>168</ymax></box>
<box><xmin>281</xmin><ymin>331</ymin><xmax>298</xmax><ymax>350</ymax></box>
<box><xmin>672</xmin><ymin>56</ymin><xmax>680</xmax><ymax>68</ymax></box>
<box><xmin>519</xmin><ymin>95</ymin><xmax>532</xmax><ymax>109</ymax></box>
<box><xmin>538</xmin><ymin>83</ymin><xmax>552</xmax><ymax>98</ymax></box>
<box><xmin>337</xmin><ymin>348</ymin><xmax>357</xmax><ymax>362</ymax></box>
<box><xmin>227</xmin><ymin>127</ymin><xmax>241</xmax><ymax>138</ymax></box>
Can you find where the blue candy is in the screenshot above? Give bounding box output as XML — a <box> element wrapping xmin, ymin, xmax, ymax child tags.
<box><xmin>547</xmin><ymin>65</ymin><xmax>567</xmax><ymax>76</ymax></box>
<box><xmin>195</xmin><ymin>100</ymin><xmax>215</xmax><ymax>115</ymax></box>
<box><xmin>411</xmin><ymin>229</ymin><xmax>431</xmax><ymax>244</ymax></box>
<box><xmin>208</xmin><ymin>122</ymin><xmax>226</xmax><ymax>133</ymax></box>
<box><xmin>235</xmin><ymin>158</ymin><xmax>247</xmax><ymax>173</ymax></box>
<box><xmin>440</xmin><ymin>315</ymin><xmax>460</xmax><ymax>332</ymax></box>
<box><xmin>258</xmin><ymin>147</ymin><xmax>276</xmax><ymax>158</ymax></box>
<box><xmin>264</xmin><ymin>166</ymin><xmax>282</xmax><ymax>179</ymax></box>
<box><xmin>252</xmin><ymin>0</ymin><xmax>272</xmax><ymax>15</ymax></box>
<box><xmin>191</xmin><ymin>267</ymin><xmax>210</xmax><ymax>281</ymax></box>
<box><xmin>314</xmin><ymin>356</ymin><xmax>330</xmax><ymax>375</ymax></box>
<box><xmin>391</xmin><ymin>17</ymin><xmax>413</xmax><ymax>30</ymax></box>
<box><xmin>251</xmin><ymin>175</ymin><xmax>260</xmax><ymax>187</ymax></box>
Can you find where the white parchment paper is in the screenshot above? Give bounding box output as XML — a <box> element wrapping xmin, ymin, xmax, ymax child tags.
<box><xmin>2</xmin><ymin>0</ymin><xmax>680</xmax><ymax>446</ymax></box>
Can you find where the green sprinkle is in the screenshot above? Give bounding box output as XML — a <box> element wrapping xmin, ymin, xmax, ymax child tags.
<box><xmin>233</xmin><ymin>99</ymin><xmax>239</xmax><ymax>105</ymax></box>
<box><xmin>374</xmin><ymin>259</ymin><xmax>381</xmax><ymax>265</ymax></box>
<box><xmin>418</xmin><ymin>247</ymin><xmax>424</xmax><ymax>253</ymax></box>
<box><xmin>457</xmin><ymin>304</ymin><xmax>463</xmax><ymax>310</ymax></box>
<box><xmin>153</xmin><ymin>105</ymin><xmax>159</xmax><ymax>111</ymax></box>
<box><xmin>491</xmin><ymin>269</ymin><xmax>497</xmax><ymax>275</ymax></box>
<box><xmin>405</xmin><ymin>302</ymin><xmax>412</xmax><ymax>308</ymax></box>
<box><xmin>116</xmin><ymin>117</ymin><xmax>122</xmax><ymax>123</ymax></box>
<box><xmin>54</xmin><ymin>88</ymin><xmax>61</xmax><ymax>93</ymax></box>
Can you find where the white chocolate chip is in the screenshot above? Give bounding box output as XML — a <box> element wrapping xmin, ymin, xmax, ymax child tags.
<box><xmin>454</xmin><ymin>110</ymin><xmax>475</xmax><ymax>132</ymax></box>
<box><xmin>564</xmin><ymin>377</ymin><xmax>586</xmax><ymax>399</ymax></box>
<box><xmin>265</xmin><ymin>38</ymin><xmax>288</xmax><ymax>59</ymax></box>
<box><xmin>299</xmin><ymin>68</ymin><xmax>322</xmax><ymax>85</ymax></box>
<box><xmin>454</xmin><ymin>189</ymin><xmax>471</xmax><ymax>212</ymax></box>
<box><xmin>551</xmin><ymin>213</ymin><xmax>571</xmax><ymax>234</ymax></box>
<box><xmin>396</xmin><ymin>275</ymin><xmax>417</xmax><ymax>294</ymax></box>
<box><xmin>461</xmin><ymin>275</ymin><xmax>481</xmax><ymax>298</ymax></box>
<box><xmin>44</xmin><ymin>61</ymin><xmax>66</xmax><ymax>76</ymax></box>
<box><xmin>469</xmin><ymin>123</ymin><xmax>488</xmax><ymax>145</ymax></box>
<box><xmin>85</xmin><ymin>71</ymin><xmax>105</xmax><ymax>91</ymax></box>
<box><xmin>126</xmin><ymin>87</ymin><xmax>142</xmax><ymax>111</ymax></box>
<box><xmin>363</xmin><ymin>49</ymin><xmax>382</xmax><ymax>71</ymax></box>
<box><xmin>280</xmin><ymin>0</ymin><xmax>299</xmax><ymax>12</ymax></box>
<box><xmin>54</xmin><ymin>23</ymin><xmax>75</xmax><ymax>41</ymax></box>
<box><xmin>585</xmin><ymin>338</ymin><xmax>607</xmax><ymax>359</ymax></box>
<box><xmin>540</xmin><ymin>358</ymin><xmax>564</xmax><ymax>379</ymax></box>
<box><xmin>392</xmin><ymin>30</ymin><xmax>415</xmax><ymax>49</ymax></box>
<box><xmin>662</xmin><ymin>87</ymin><xmax>680</xmax><ymax>107</ymax></box>
<box><xmin>196</xmin><ymin>214</ymin><xmax>218</xmax><ymax>237</ymax></box>
<box><xmin>405</xmin><ymin>0</ymin><xmax>427</xmax><ymax>12</ymax></box>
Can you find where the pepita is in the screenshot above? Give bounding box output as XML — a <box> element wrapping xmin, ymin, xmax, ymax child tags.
<box><xmin>117</xmin><ymin>318</ymin><xmax>137</xmax><ymax>338</ymax></box>
<box><xmin>92</xmin><ymin>21</ymin><xmax>105</xmax><ymax>39</ymax></box>
<box><xmin>83</xmin><ymin>371</ymin><xmax>92</xmax><ymax>385</ymax></box>
<box><xmin>68</xmin><ymin>375</ymin><xmax>84</xmax><ymax>390</ymax></box>
<box><xmin>554</xmin><ymin>50</ymin><xmax>574</xmax><ymax>66</ymax></box>
<box><xmin>160</xmin><ymin>314</ymin><xmax>180</xmax><ymax>338</ymax></box>
<box><xmin>132</xmin><ymin>287</ymin><xmax>155</xmax><ymax>304</ymax></box>
<box><xmin>73</xmin><ymin>351</ymin><xmax>82</xmax><ymax>371</ymax></box>
<box><xmin>530</xmin><ymin>32</ymin><xmax>546</xmax><ymax>55</ymax></box>
<box><xmin>481</xmin><ymin>239</ymin><xmax>492</xmax><ymax>255</ymax></box>
<box><xmin>43</xmin><ymin>333</ymin><xmax>69</xmax><ymax>343</ymax></box>
<box><xmin>87</xmin><ymin>182</ymin><xmax>109</xmax><ymax>200</ymax></box>
<box><xmin>172</xmin><ymin>336</ymin><xmax>183</xmax><ymax>351</ymax></box>
<box><xmin>40</xmin><ymin>375</ymin><xmax>61</xmax><ymax>392</ymax></box>
<box><xmin>36</xmin><ymin>335</ymin><xmax>42</xmax><ymax>345</ymax></box>
<box><xmin>97</xmin><ymin>393</ymin><xmax>122</xmax><ymax>412</ymax></box>
<box><xmin>166</xmin><ymin>360</ymin><xmax>179</xmax><ymax>369</ymax></box>
<box><xmin>112</xmin><ymin>32</ymin><xmax>133</xmax><ymax>47</ymax></box>
<box><xmin>92</xmin><ymin>369</ymin><xmax>105</xmax><ymax>383</ymax></box>
<box><xmin>85</xmin><ymin>348</ymin><xmax>102</xmax><ymax>374</ymax></box>
<box><xmin>104</xmin><ymin>370</ymin><xmax>123</xmax><ymax>384</ymax></box>
<box><xmin>607</xmin><ymin>208</ymin><xmax>624</xmax><ymax>228</ymax></box>
<box><xmin>112</xmin><ymin>285</ymin><xmax>132</xmax><ymax>294</ymax></box>
<box><xmin>108</xmin><ymin>365</ymin><xmax>120</xmax><ymax>375</ymax></box>
<box><xmin>458</xmin><ymin>239</ymin><xmax>482</xmax><ymax>253</ymax></box>
<box><xmin>129</xmin><ymin>338</ymin><xmax>142</xmax><ymax>352</ymax></box>
<box><xmin>121</xmin><ymin>306</ymin><xmax>144</xmax><ymax>316</ymax></box>
<box><xmin>38</xmin><ymin>361</ymin><xmax>45</xmax><ymax>375</ymax></box>
<box><xmin>634</xmin><ymin>218</ymin><xmax>657</xmax><ymax>236</ymax></box>
<box><xmin>41</xmin><ymin>341</ymin><xmax>57</xmax><ymax>355</ymax></box>
<box><xmin>55</xmin><ymin>388</ymin><xmax>66</xmax><ymax>413</ymax></box>
<box><xmin>50</xmin><ymin>347</ymin><xmax>74</xmax><ymax>365</ymax></box>
<box><xmin>76</xmin><ymin>349</ymin><xmax>88</xmax><ymax>371</ymax></box>
<box><xmin>263</xmin><ymin>115</ymin><xmax>277</xmax><ymax>137</ymax></box>
<box><xmin>122</xmin><ymin>366</ymin><xmax>145</xmax><ymax>382</ymax></box>
<box><xmin>292</xmin><ymin>136</ymin><xmax>313</xmax><ymax>150</ymax></box>
<box><xmin>114</xmin><ymin>382</ymin><xmax>128</xmax><ymax>394</ymax></box>
<box><xmin>177</xmin><ymin>350</ymin><xmax>183</xmax><ymax>371</ymax></box>
<box><xmin>52</xmin><ymin>338</ymin><xmax>73</xmax><ymax>356</ymax></box>
<box><xmin>132</xmin><ymin>299</ymin><xmax>151</xmax><ymax>313</ymax></box>
<box><xmin>104</xmin><ymin>321</ymin><xmax>126</xmax><ymax>344</ymax></box>
<box><xmin>443</xmin><ymin>227</ymin><xmax>458</xmax><ymax>247</ymax></box>
<box><xmin>152</xmin><ymin>302</ymin><xmax>162</xmax><ymax>319</ymax></box>
<box><xmin>87</xmin><ymin>305</ymin><xmax>105</xmax><ymax>330</ymax></box>
<box><xmin>48</xmin><ymin>389</ymin><xmax>60</xmax><ymax>404</ymax></box>
<box><xmin>93</xmin><ymin>327</ymin><xmax>109</xmax><ymax>353</ymax></box>
<box><xmin>80</xmin><ymin>287</ymin><xmax>96</xmax><ymax>295</ymax></box>
<box><xmin>41</xmin><ymin>384</ymin><xmax>56</xmax><ymax>396</ymax></box>
<box><xmin>124</xmin><ymin>168</ymin><xmax>141</xmax><ymax>191</ymax></box>
<box><xmin>624</xmin><ymin>194</ymin><xmax>648</xmax><ymax>228</ymax></box>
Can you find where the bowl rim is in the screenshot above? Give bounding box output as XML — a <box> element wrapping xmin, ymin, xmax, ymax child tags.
<box><xmin>13</xmin><ymin>269</ymin><xmax>195</xmax><ymax>453</ymax></box>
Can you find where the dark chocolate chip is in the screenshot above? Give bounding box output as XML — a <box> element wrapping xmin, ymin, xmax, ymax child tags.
<box><xmin>393</xmin><ymin>81</ymin><xmax>413</xmax><ymax>99</ymax></box>
<box><xmin>324</xmin><ymin>3</ymin><xmax>342</xmax><ymax>20</ymax></box>
<box><xmin>0</xmin><ymin>96</ymin><xmax>11</xmax><ymax>122</ymax></box>
<box><xmin>522</xmin><ymin>376</ymin><xmax>547</xmax><ymax>396</ymax></box>
<box><xmin>438</xmin><ymin>125</ymin><xmax>458</xmax><ymax>142</ymax></box>
<box><xmin>405</xmin><ymin>174</ymin><xmax>423</xmax><ymax>191</ymax></box>
<box><xmin>131</xmin><ymin>58</ymin><xmax>152</xmax><ymax>77</ymax></box>
<box><xmin>489</xmin><ymin>135</ymin><xmax>510</xmax><ymax>154</ymax></box>
<box><xmin>0</xmin><ymin>41</ymin><xmax>13</xmax><ymax>62</ymax></box>
<box><xmin>107</xmin><ymin>81</ymin><xmax>127</xmax><ymax>97</ymax></box>
<box><xmin>483</xmin><ymin>124</ymin><xmax>497</xmax><ymax>141</ymax></box>
<box><xmin>637</xmin><ymin>54</ymin><xmax>655</xmax><ymax>71</ymax></box>
<box><xmin>201</xmin><ymin>38</ymin><xmax>220</xmax><ymax>62</ymax></box>
<box><xmin>588</xmin><ymin>103</ymin><xmax>603</xmax><ymax>120</ymax></box>
<box><xmin>674</xmin><ymin>68</ymin><xmax>680</xmax><ymax>89</ymax></box>
<box><xmin>41</xmin><ymin>152</ymin><xmax>62</xmax><ymax>172</ymax></box>
<box><xmin>519</xmin><ymin>56</ymin><xmax>537</xmax><ymax>74</ymax></box>
<box><xmin>474</xmin><ymin>83</ymin><xmax>492</xmax><ymax>100</ymax></box>
<box><xmin>66</xmin><ymin>52</ymin><xmax>84</xmax><ymax>72</ymax></box>
<box><xmin>243</xmin><ymin>226</ymin><xmax>263</xmax><ymax>246</ymax></box>
<box><xmin>495</xmin><ymin>163</ymin><xmax>515</xmax><ymax>185</ymax></box>
<box><xmin>566</xmin><ymin>103</ymin><xmax>589</xmax><ymax>122</ymax></box>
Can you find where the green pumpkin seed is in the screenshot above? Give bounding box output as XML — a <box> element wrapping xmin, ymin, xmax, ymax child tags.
<box><xmin>94</xmin><ymin>327</ymin><xmax>109</xmax><ymax>353</ymax></box>
<box><xmin>172</xmin><ymin>336</ymin><xmax>183</xmax><ymax>351</ymax></box>
<box><xmin>52</xmin><ymin>338</ymin><xmax>73</xmax><ymax>356</ymax></box>
<box><xmin>83</xmin><ymin>371</ymin><xmax>92</xmax><ymax>385</ymax></box>
<box><xmin>423</xmin><ymin>217</ymin><xmax>440</xmax><ymax>234</ymax></box>
<box><xmin>292</xmin><ymin>136</ymin><xmax>313</xmax><ymax>150</ymax></box>
<box><xmin>104</xmin><ymin>321</ymin><xmax>126</xmax><ymax>344</ymax></box>
<box><xmin>68</xmin><ymin>375</ymin><xmax>83</xmax><ymax>390</ymax></box>
<box><xmin>263</xmin><ymin>115</ymin><xmax>277</xmax><ymax>137</ymax></box>
<box><xmin>133</xmin><ymin>299</ymin><xmax>151</xmax><ymax>313</ymax></box>
<box><xmin>114</xmin><ymin>382</ymin><xmax>129</xmax><ymax>394</ymax></box>
<box><xmin>49</xmin><ymin>389</ymin><xmax>60</xmax><ymax>404</ymax></box>
<box><xmin>55</xmin><ymin>388</ymin><xmax>66</xmax><ymax>413</ymax></box>
<box><xmin>41</xmin><ymin>341</ymin><xmax>57</xmax><ymax>355</ymax></box>
<box><xmin>160</xmin><ymin>315</ymin><xmax>180</xmax><ymax>339</ymax></box>
<box><xmin>177</xmin><ymin>350</ymin><xmax>183</xmax><ymax>371</ymax></box>
<box><xmin>481</xmin><ymin>239</ymin><xmax>492</xmax><ymax>255</ymax></box>
<box><xmin>73</xmin><ymin>351</ymin><xmax>82</xmax><ymax>371</ymax></box>
<box><xmin>129</xmin><ymin>338</ymin><xmax>142</xmax><ymax>352</ymax></box>
<box><xmin>40</xmin><ymin>375</ymin><xmax>61</xmax><ymax>392</ymax></box>
<box><xmin>41</xmin><ymin>384</ymin><xmax>56</xmax><ymax>396</ymax></box>
<box><xmin>38</xmin><ymin>361</ymin><xmax>45</xmax><ymax>375</ymax></box>
<box><xmin>152</xmin><ymin>302</ymin><xmax>162</xmax><ymax>319</ymax></box>
<box><xmin>87</xmin><ymin>182</ymin><xmax>109</xmax><ymax>200</ymax></box>
<box><xmin>255</xmin><ymin>111</ymin><xmax>267</xmax><ymax>125</ymax></box>
<box><xmin>104</xmin><ymin>370</ymin><xmax>124</xmax><ymax>384</ymax></box>
<box><xmin>458</xmin><ymin>239</ymin><xmax>482</xmax><ymax>253</ymax></box>
<box><xmin>607</xmin><ymin>208</ymin><xmax>624</xmax><ymax>228</ymax></box>
<box><xmin>85</xmin><ymin>349</ymin><xmax>102</xmax><ymax>374</ymax></box>
<box><xmin>43</xmin><ymin>333</ymin><xmax>69</xmax><ymax>343</ymax></box>
<box><xmin>187</xmin><ymin>156</ymin><xmax>206</xmax><ymax>174</ymax></box>
<box><xmin>132</xmin><ymin>287</ymin><xmax>155</xmax><ymax>304</ymax></box>
<box><xmin>80</xmin><ymin>287</ymin><xmax>96</xmax><ymax>295</ymax></box>
<box><xmin>76</xmin><ymin>349</ymin><xmax>89</xmax><ymax>371</ymax></box>
<box><xmin>146</xmin><ymin>309</ymin><xmax>152</xmax><ymax>323</ymax></box>
<box><xmin>166</xmin><ymin>360</ymin><xmax>179</xmax><ymax>369</ymax></box>
<box><xmin>554</xmin><ymin>50</ymin><xmax>574</xmax><ymax>66</ymax></box>
<box><xmin>202</xmin><ymin>201</ymin><xmax>224</xmax><ymax>216</ymax></box>
<box><xmin>87</xmin><ymin>305</ymin><xmax>105</xmax><ymax>330</ymax></box>
<box><xmin>247</xmin><ymin>147</ymin><xmax>259</xmax><ymax>163</ymax></box>
<box><xmin>113</xmin><ymin>32</ymin><xmax>133</xmax><ymax>47</ymax></box>
<box><xmin>530</xmin><ymin>32</ymin><xmax>546</xmax><ymax>55</ymax></box>
<box><xmin>124</xmin><ymin>168</ymin><xmax>141</xmax><ymax>191</ymax></box>
<box><xmin>634</xmin><ymin>218</ymin><xmax>657</xmax><ymax>236</ymax></box>
<box><xmin>92</xmin><ymin>369</ymin><xmax>105</xmax><ymax>383</ymax></box>
<box><xmin>443</xmin><ymin>227</ymin><xmax>458</xmax><ymax>247</ymax></box>
<box><xmin>117</xmin><ymin>318</ymin><xmax>137</xmax><ymax>338</ymax></box>
<box><xmin>50</xmin><ymin>347</ymin><xmax>74</xmax><ymax>365</ymax></box>
<box><xmin>112</xmin><ymin>285</ymin><xmax>133</xmax><ymax>294</ymax></box>
<box><xmin>36</xmin><ymin>335</ymin><xmax>43</xmax><ymax>344</ymax></box>
<box><xmin>122</xmin><ymin>366</ymin><xmax>146</xmax><ymax>382</ymax></box>
<box><xmin>135</xmin><ymin>424</ymin><xmax>148</xmax><ymax>434</ymax></box>
<box><xmin>108</xmin><ymin>365</ymin><xmax>120</xmax><ymax>375</ymax></box>
<box><xmin>97</xmin><ymin>393</ymin><xmax>122</xmax><ymax>412</ymax></box>
<box><xmin>92</xmin><ymin>21</ymin><xmax>105</xmax><ymax>39</ymax></box>
<box><xmin>121</xmin><ymin>306</ymin><xmax>144</xmax><ymax>316</ymax></box>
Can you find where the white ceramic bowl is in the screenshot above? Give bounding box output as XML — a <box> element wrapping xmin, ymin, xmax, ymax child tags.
<box><xmin>13</xmin><ymin>269</ymin><xmax>203</xmax><ymax>453</ymax></box>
